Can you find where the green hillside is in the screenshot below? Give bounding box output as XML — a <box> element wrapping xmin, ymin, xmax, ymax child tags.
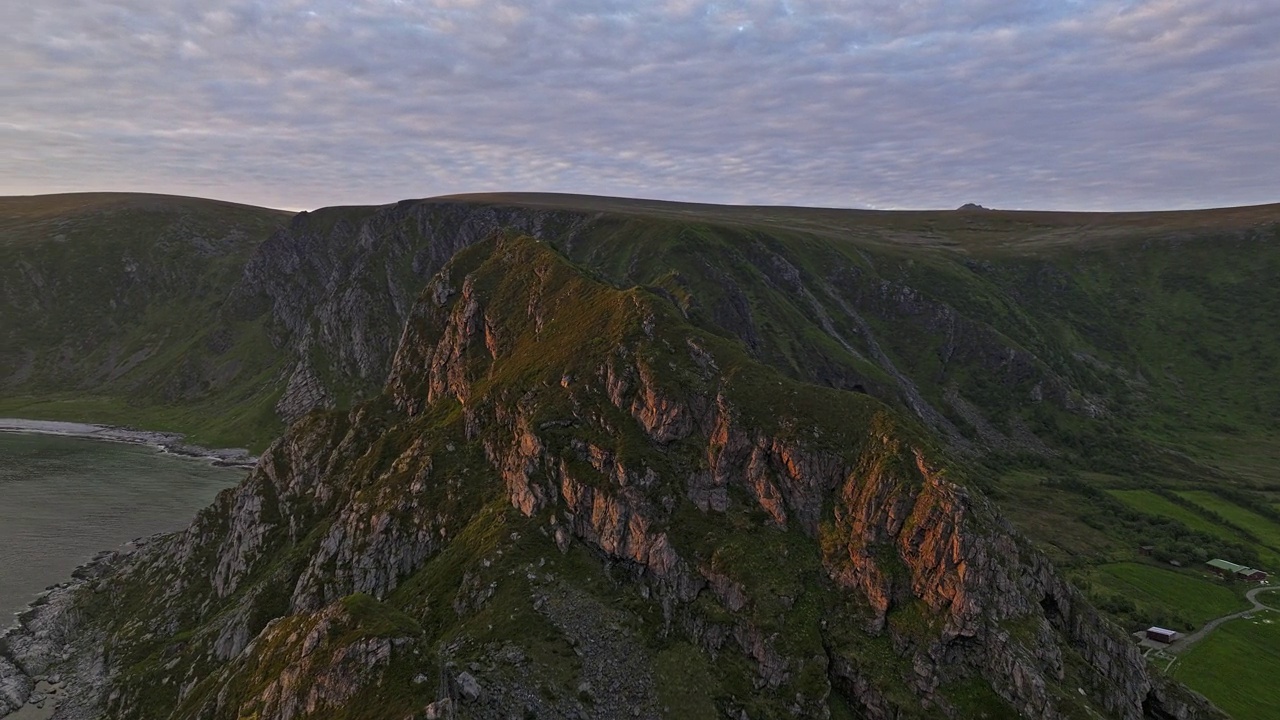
<box><xmin>29</xmin><ymin>233</ymin><xmax>1216</xmax><ymax>719</ymax></box>
<box><xmin>6</xmin><ymin>192</ymin><xmax>1278</xmax><ymax>462</ymax></box>
<box><xmin>5</xmin><ymin>192</ymin><xmax>1280</xmax><ymax>559</ymax></box>
<box><xmin>0</xmin><ymin>193</ymin><xmax>292</xmax><ymax>448</ymax></box>
<box><xmin>2</xmin><ymin>192</ymin><xmax>1279</xmax><ymax>718</ymax></box>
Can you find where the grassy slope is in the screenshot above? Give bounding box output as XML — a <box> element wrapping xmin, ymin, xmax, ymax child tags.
<box><xmin>96</xmin><ymin>235</ymin><xmax>1013</xmax><ymax>719</ymax></box>
<box><xmin>1109</xmin><ymin>490</ymin><xmax>1246</xmax><ymax>542</ymax></box>
<box><xmin>1080</xmin><ymin>562</ymin><xmax>1248</xmax><ymax>630</ymax></box>
<box><xmin>0</xmin><ymin>193</ymin><xmax>293</xmax><ymax>449</ymax></box>
<box><xmin>1172</xmin><ymin>611</ymin><xmax>1280</xmax><ymax>720</ymax></box>
<box><xmin>1179</xmin><ymin>491</ymin><xmax>1280</xmax><ymax>553</ymax></box>
<box><xmin>5</xmin><ymin>190</ymin><xmax>1280</xmax><ymax>666</ymax></box>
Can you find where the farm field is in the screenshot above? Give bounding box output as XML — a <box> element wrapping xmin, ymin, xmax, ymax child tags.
<box><xmin>1086</xmin><ymin>563</ymin><xmax>1247</xmax><ymax>630</ymax></box>
<box><xmin>1177</xmin><ymin>491</ymin><xmax>1280</xmax><ymax>559</ymax></box>
<box><xmin>1108</xmin><ymin>490</ymin><xmax>1234</xmax><ymax>538</ymax></box>
<box><xmin>1108</xmin><ymin>489</ymin><xmax>1280</xmax><ymax>568</ymax></box>
<box><xmin>1172</xmin><ymin>612</ymin><xmax>1280</xmax><ymax>720</ymax></box>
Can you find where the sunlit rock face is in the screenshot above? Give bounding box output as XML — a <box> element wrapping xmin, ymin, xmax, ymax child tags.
<box><xmin>0</xmin><ymin>233</ymin><xmax>1223</xmax><ymax>720</ymax></box>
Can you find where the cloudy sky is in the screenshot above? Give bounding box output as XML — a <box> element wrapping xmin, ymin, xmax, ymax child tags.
<box><xmin>3</xmin><ymin>1</ymin><xmax>1277</xmax><ymax>211</ymax></box>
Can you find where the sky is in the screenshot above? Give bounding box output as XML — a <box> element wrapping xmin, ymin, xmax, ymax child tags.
<box><xmin>3</xmin><ymin>0</ymin><xmax>1278</xmax><ymax>212</ymax></box>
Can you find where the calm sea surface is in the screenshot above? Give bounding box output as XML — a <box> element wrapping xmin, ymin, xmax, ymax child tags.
<box><xmin>0</xmin><ymin>432</ymin><xmax>243</xmax><ymax>626</ymax></box>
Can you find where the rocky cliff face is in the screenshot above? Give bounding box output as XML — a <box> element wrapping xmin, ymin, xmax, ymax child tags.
<box><xmin>0</xmin><ymin>234</ymin><xmax>1222</xmax><ymax>720</ymax></box>
<box><xmin>8</xmin><ymin>194</ymin><xmax>1279</xmax><ymax>469</ymax></box>
<box><xmin>225</xmin><ymin>201</ymin><xmax>597</xmax><ymax>424</ymax></box>
<box><xmin>232</xmin><ymin>195</ymin><xmax>1205</xmax><ymax>462</ymax></box>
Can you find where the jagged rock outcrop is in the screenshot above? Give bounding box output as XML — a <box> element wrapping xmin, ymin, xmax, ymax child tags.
<box><xmin>0</xmin><ymin>234</ymin><xmax>1222</xmax><ymax>720</ymax></box>
<box><xmin>6</xmin><ymin>204</ymin><xmax>1264</xmax><ymax>719</ymax></box>
<box><xmin>0</xmin><ymin>657</ymin><xmax>30</xmax><ymax>718</ymax></box>
<box><xmin>226</xmin><ymin>201</ymin><xmax>597</xmax><ymax>420</ymax></box>
<box><xmin>7</xmin><ymin>193</ymin><xmax>1279</xmax><ymax>465</ymax></box>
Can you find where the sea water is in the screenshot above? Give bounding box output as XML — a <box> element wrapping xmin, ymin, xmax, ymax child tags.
<box><xmin>0</xmin><ymin>431</ymin><xmax>243</xmax><ymax>625</ymax></box>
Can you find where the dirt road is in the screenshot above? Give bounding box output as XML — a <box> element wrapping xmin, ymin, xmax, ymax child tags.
<box><xmin>1170</xmin><ymin>585</ymin><xmax>1280</xmax><ymax>655</ymax></box>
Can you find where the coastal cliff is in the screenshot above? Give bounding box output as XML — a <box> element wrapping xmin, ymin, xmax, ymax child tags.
<box><xmin>0</xmin><ymin>234</ymin><xmax>1223</xmax><ymax>719</ymax></box>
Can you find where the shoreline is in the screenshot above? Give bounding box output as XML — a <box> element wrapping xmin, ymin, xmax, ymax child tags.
<box><xmin>0</xmin><ymin>538</ymin><xmax>151</xmax><ymax>718</ymax></box>
<box><xmin>0</xmin><ymin>418</ymin><xmax>258</xmax><ymax>468</ymax></box>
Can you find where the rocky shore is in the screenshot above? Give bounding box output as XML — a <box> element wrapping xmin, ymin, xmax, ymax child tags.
<box><xmin>0</xmin><ymin>410</ymin><xmax>251</xmax><ymax>720</ymax></box>
<box><xmin>0</xmin><ymin>417</ymin><xmax>256</xmax><ymax>719</ymax></box>
<box><xmin>0</xmin><ymin>537</ymin><xmax>159</xmax><ymax>719</ymax></box>
<box><xmin>0</xmin><ymin>419</ymin><xmax>257</xmax><ymax>468</ymax></box>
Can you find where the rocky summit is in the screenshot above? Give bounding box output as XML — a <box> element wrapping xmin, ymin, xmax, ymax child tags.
<box><xmin>3</xmin><ymin>192</ymin><xmax>1279</xmax><ymax>719</ymax></box>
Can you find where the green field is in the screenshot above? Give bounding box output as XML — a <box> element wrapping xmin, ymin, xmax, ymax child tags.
<box><xmin>1172</xmin><ymin>612</ymin><xmax>1280</xmax><ymax>720</ymax></box>
<box><xmin>1110</xmin><ymin>489</ymin><xmax>1280</xmax><ymax>568</ymax></box>
<box><xmin>1086</xmin><ymin>563</ymin><xmax>1247</xmax><ymax>630</ymax></box>
<box><xmin>1109</xmin><ymin>490</ymin><xmax>1234</xmax><ymax>539</ymax></box>
<box><xmin>1178</xmin><ymin>491</ymin><xmax>1280</xmax><ymax>557</ymax></box>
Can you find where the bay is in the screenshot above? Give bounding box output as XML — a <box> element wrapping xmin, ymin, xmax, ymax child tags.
<box><xmin>0</xmin><ymin>431</ymin><xmax>243</xmax><ymax>626</ymax></box>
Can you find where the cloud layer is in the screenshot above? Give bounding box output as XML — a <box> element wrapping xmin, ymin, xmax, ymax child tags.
<box><xmin>4</xmin><ymin>0</ymin><xmax>1278</xmax><ymax>210</ymax></box>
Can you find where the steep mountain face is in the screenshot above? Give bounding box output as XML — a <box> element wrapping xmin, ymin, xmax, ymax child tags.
<box><xmin>0</xmin><ymin>196</ymin><xmax>601</xmax><ymax>449</ymax></box>
<box><xmin>192</xmin><ymin>194</ymin><xmax>1280</xmax><ymax>462</ymax></box>
<box><xmin>4</xmin><ymin>193</ymin><xmax>1279</xmax><ymax>718</ymax></box>
<box><xmin>223</xmin><ymin>201</ymin><xmax>596</xmax><ymax>425</ymax></box>
<box><xmin>0</xmin><ymin>193</ymin><xmax>291</xmax><ymax>446</ymax></box>
<box><xmin>0</xmin><ymin>235</ymin><xmax>1221</xmax><ymax>719</ymax></box>
<box><xmin>7</xmin><ymin>192</ymin><xmax>1276</xmax><ymax>463</ymax></box>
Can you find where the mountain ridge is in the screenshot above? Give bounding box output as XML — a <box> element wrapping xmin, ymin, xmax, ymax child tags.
<box><xmin>2</xmin><ymin>192</ymin><xmax>1279</xmax><ymax>718</ymax></box>
<box><xmin>4</xmin><ymin>192</ymin><xmax>1278</xmax><ymax>452</ymax></box>
<box><xmin>0</xmin><ymin>233</ymin><xmax>1221</xmax><ymax>718</ymax></box>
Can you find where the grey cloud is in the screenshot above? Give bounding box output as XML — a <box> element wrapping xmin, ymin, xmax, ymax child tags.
<box><xmin>2</xmin><ymin>0</ymin><xmax>1277</xmax><ymax>210</ymax></box>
